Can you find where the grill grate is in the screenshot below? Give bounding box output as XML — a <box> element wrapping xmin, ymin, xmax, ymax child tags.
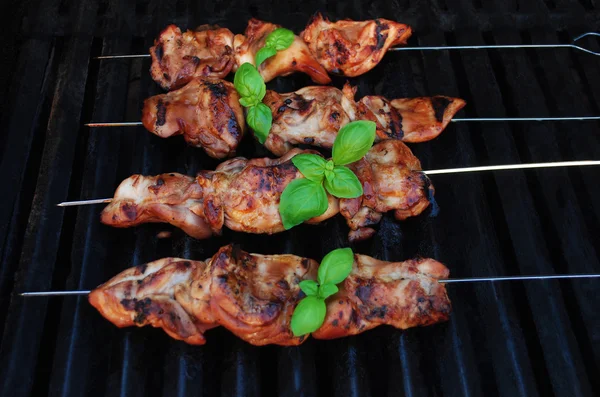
<box><xmin>1</xmin><ymin>0</ymin><xmax>600</xmax><ymax>396</ymax></box>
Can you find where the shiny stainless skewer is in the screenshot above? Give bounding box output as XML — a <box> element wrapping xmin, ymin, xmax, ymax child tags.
<box><xmin>389</xmin><ymin>32</ymin><xmax>600</xmax><ymax>56</ymax></box>
<box><xmin>19</xmin><ymin>273</ymin><xmax>600</xmax><ymax>296</ymax></box>
<box><xmin>84</xmin><ymin>116</ymin><xmax>600</xmax><ymax>128</ymax></box>
<box><xmin>94</xmin><ymin>32</ymin><xmax>600</xmax><ymax>59</ymax></box>
<box><xmin>55</xmin><ymin>160</ymin><xmax>600</xmax><ymax>207</ymax></box>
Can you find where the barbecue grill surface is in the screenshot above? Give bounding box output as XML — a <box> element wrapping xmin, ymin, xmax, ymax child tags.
<box><xmin>1</xmin><ymin>0</ymin><xmax>600</xmax><ymax>396</ymax></box>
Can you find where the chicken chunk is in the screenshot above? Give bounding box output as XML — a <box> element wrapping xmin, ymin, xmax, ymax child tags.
<box><xmin>141</xmin><ymin>78</ymin><xmax>246</xmax><ymax>159</ymax></box>
<box><xmin>302</xmin><ymin>13</ymin><xmax>412</xmax><ymax>76</ymax></box>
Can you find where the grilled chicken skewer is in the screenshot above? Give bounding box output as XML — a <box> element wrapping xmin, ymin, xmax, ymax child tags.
<box><xmin>33</xmin><ymin>244</ymin><xmax>452</xmax><ymax>346</ymax></box>
<box><xmin>90</xmin><ymin>77</ymin><xmax>464</xmax><ymax>157</ymax></box>
<box><xmin>147</xmin><ymin>15</ymin><xmax>411</xmax><ymax>90</ymax></box>
<box><xmin>99</xmin><ymin>140</ymin><xmax>433</xmax><ymax>242</ymax></box>
<box><xmin>60</xmin><ymin>154</ymin><xmax>600</xmax><ymax>241</ymax></box>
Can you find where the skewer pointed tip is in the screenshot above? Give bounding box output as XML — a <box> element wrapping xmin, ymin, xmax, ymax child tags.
<box><xmin>57</xmin><ymin>198</ymin><xmax>113</xmax><ymax>207</ymax></box>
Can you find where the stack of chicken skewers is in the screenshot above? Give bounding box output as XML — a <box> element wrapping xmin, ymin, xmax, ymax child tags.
<box><xmin>41</xmin><ymin>13</ymin><xmax>592</xmax><ymax>347</ymax></box>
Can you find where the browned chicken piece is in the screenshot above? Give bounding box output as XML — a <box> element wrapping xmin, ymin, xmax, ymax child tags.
<box><xmin>302</xmin><ymin>13</ymin><xmax>412</xmax><ymax>77</ymax></box>
<box><xmin>263</xmin><ymin>84</ymin><xmax>358</xmax><ymax>156</ymax></box>
<box><xmin>100</xmin><ymin>173</ymin><xmax>211</xmax><ymax>239</ymax></box>
<box><xmin>263</xmin><ymin>83</ymin><xmax>465</xmax><ymax>155</ymax></box>
<box><xmin>89</xmin><ymin>244</ymin><xmax>451</xmax><ymax>345</ymax></box>
<box><xmin>233</xmin><ymin>18</ymin><xmax>331</xmax><ymax>84</ymax></box>
<box><xmin>357</xmin><ymin>95</ymin><xmax>467</xmax><ymax>142</ymax></box>
<box><xmin>341</xmin><ymin>140</ymin><xmax>434</xmax><ymax>242</ymax></box>
<box><xmin>141</xmin><ymin>78</ymin><xmax>246</xmax><ymax>159</ymax></box>
<box><xmin>149</xmin><ymin>24</ymin><xmax>236</xmax><ymax>90</ymax></box>
<box><xmin>100</xmin><ymin>141</ymin><xmax>433</xmax><ymax>241</ymax></box>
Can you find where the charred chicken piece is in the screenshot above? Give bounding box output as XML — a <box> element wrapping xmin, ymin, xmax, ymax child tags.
<box><xmin>302</xmin><ymin>13</ymin><xmax>412</xmax><ymax>76</ymax></box>
<box><xmin>341</xmin><ymin>140</ymin><xmax>434</xmax><ymax>242</ymax></box>
<box><xmin>89</xmin><ymin>244</ymin><xmax>451</xmax><ymax>345</ymax></box>
<box><xmin>263</xmin><ymin>83</ymin><xmax>465</xmax><ymax>155</ymax></box>
<box><xmin>141</xmin><ymin>78</ymin><xmax>246</xmax><ymax>159</ymax></box>
<box><xmin>233</xmin><ymin>18</ymin><xmax>331</xmax><ymax>84</ymax></box>
<box><xmin>263</xmin><ymin>84</ymin><xmax>358</xmax><ymax>156</ymax></box>
<box><xmin>357</xmin><ymin>95</ymin><xmax>466</xmax><ymax>142</ymax></box>
<box><xmin>149</xmin><ymin>24</ymin><xmax>236</xmax><ymax>90</ymax></box>
<box><xmin>100</xmin><ymin>141</ymin><xmax>433</xmax><ymax>241</ymax></box>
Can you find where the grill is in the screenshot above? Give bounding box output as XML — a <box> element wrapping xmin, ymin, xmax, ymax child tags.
<box><xmin>1</xmin><ymin>0</ymin><xmax>600</xmax><ymax>395</ymax></box>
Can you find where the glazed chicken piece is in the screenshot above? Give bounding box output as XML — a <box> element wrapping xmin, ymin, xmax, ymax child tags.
<box><xmin>233</xmin><ymin>18</ymin><xmax>331</xmax><ymax>84</ymax></box>
<box><xmin>357</xmin><ymin>95</ymin><xmax>466</xmax><ymax>143</ymax></box>
<box><xmin>341</xmin><ymin>140</ymin><xmax>434</xmax><ymax>241</ymax></box>
<box><xmin>89</xmin><ymin>244</ymin><xmax>451</xmax><ymax>345</ymax></box>
<box><xmin>100</xmin><ymin>141</ymin><xmax>433</xmax><ymax>241</ymax></box>
<box><xmin>263</xmin><ymin>83</ymin><xmax>465</xmax><ymax>155</ymax></box>
<box><xmin>302</xmin><ymin>13</ymin><xmax>412</xmax><ymax>76</ymax></box>
<box><xmin>141</xmin><ymin>78</ymin><xmax>246</xmax><ymax>159</ymax></box>
<box><xmin>263</xmin><ymin>84</ymin><xmax>358</xmax><ymax>156</ymax></box>
<box><xmin>149</xmin><ymin>24</ymin><xmax>236</xmax><ymax>90</ymax></box>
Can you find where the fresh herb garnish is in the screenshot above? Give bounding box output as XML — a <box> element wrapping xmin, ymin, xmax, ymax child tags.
<box><xmin>233</xmin><ymin>28</ymin><xmax>295</xmax><ymax>144</ymax></box>
<box><xmin>233</xmin><ymin>63</ymin><xmax>270</xmax><ymax>143</ymax></box>
<box><xmin>291</xmin><ymin>248</ymin><xmax>354</xmax><ymax>336</ymax></box>
<box><xmin>255</xmin><ymin>28</ymin><xmax>295</xmax><ymax>66</ymax></box>
<box><xmin>279</xmin><ymin>121</ymin><xmax>377</xmax><ymax>229</ymax></box>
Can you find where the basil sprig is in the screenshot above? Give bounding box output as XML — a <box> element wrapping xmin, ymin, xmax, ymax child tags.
<box><xmin>291</xmin><ymin>248</ymin><xmax>354</xmax><ymax>336</ymax></box>
<box><xmin>234</xmin><ymin>63</ymin><xmax>270</xmax><ymax>143</ymax></box>
<box><xmin>233</xmin><ymin>28</ymin><xmax>294</xmax><ymax>144</ymax></box>
<box><xmin>279</xmin><ymin>121</ymin><xmax>377</xmax><ymax>229</ymax></box>
<box><xmin>255</xmin><ymin>28</ymin><xmax>294</xmax><ymax>66</ymax></box>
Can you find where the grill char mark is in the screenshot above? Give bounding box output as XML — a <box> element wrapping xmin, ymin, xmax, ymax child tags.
<box><xmin>431</xmin><ymin>97</ymin><xmax>452</xmax><ymax>122</ymax></box>
<box><xmin>156</xmin><ymin>99</ymin><xmax>167</xmax><ymax>127</ymax></box>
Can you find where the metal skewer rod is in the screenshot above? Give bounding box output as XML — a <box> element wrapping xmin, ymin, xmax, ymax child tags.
<box><xmin>19</xmin><ymin>273</ymin><xmax>600</xmax><ymax>296</ymax></box>
<box><xmin>423</xmin><ymin>160</ymin><xmax>600</xmax><ymax>175</ymax></box>
<box><xmin>86</xmin><ymin>122</ymin><xmax>143</xmax><ymax>127</ymax></box>
<box><xmin>96</xmin><ymin>54</ymin><xmax>151</xmax><ymax>59</ymax></box>
<box><xmin>55</xmin><ymin>160</ymin><xmax>600</xmax><ymax>207</ymax></box>
<box><xmin>389</xmin><ymin>32</ymin><xmax>600</xmax><ymax>56</ymax></box>
<box><xmin>94</xmin><ymin>33</ymin><xmax>600</xmax><ymax>59</ymax></box>
<box><xmin>85</xmin><ymin>116</ymin><xmax>600</xmax><ymax>127</ymax></box>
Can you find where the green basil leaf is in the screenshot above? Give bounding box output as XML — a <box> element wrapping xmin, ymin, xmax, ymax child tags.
<box><xmin>318</xmin><ymin>247</ymin><xmax>354</xmax><ymax>286</ymax></box>
<box><xmin>318</xmin><ymin>283</ymin><xmax>339</xmax><ymax>299</ymax></box>
<box><xmin>299</xmin><ymin>280</ymin><xmax>319</xmax><ymax>296</ymax></box>
<box><xmin>291</xmin><ymin>154</ymin><xmax>327</xmax><ymax>182</ymax></box>
<box><xmin>323</xmin><ymin>165</ymin><xmax>363</xmax><ymax>199</ymax></box>
<box><xmin>279</xmin><ymin>179</ymin><xmax>328</xmax><ymax>230</ymax></box>
<box><xmin>290</xmin><ymin>296</ymin><xmax>326</xmax><ymax>336</ymax></box>
<box><xmin>255</xmin><ymin>46</ymin><xmax>278</xmax><ymax>67</ymax></box>
<box><xmin>247</xmin><ymin>103</ymin><xmax>272</xmax><ymax>144</ymax></box>
<box><xmin>265</xmin><ymin>28</ymin><xmax>295</xmax><ymax>51</ymax></box>
<box><xmin>332</xmin><ymin>120</ymin><xmax>377</xmax><ymax>165</ymax></box>
<box><xmin>233</xmin><ymin>63</ymin><xmax>266</xmax><ymax>101</ymax></box>
<box><xmin>239</xmin><ymin>96</ymin><xmax>258</xmax><ymax>108</ymax></box>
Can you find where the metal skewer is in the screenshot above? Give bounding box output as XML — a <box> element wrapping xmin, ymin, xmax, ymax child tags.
<box><xmin>391</xmin><ymin>32</ymin><xmax>600</xmax><ymax>56</ymax></box>
<box><xmin>19</xmin><ymin>273</ymin><xmax>600</xmax><ymax>296</ymax></box>
<box><xmin>85</xmin><ymin>116</ymin><xmax>600</xmax><ymax>128</ymax></box>
<box><xmin>55</xmin><ymin>160</ymin><xmax>600</xmax><ymax>207</ymax></box>
<box><xmin>94</xmin><ymin>32</ymin><xmax>600</xmax><ymax>60</ymax></box>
